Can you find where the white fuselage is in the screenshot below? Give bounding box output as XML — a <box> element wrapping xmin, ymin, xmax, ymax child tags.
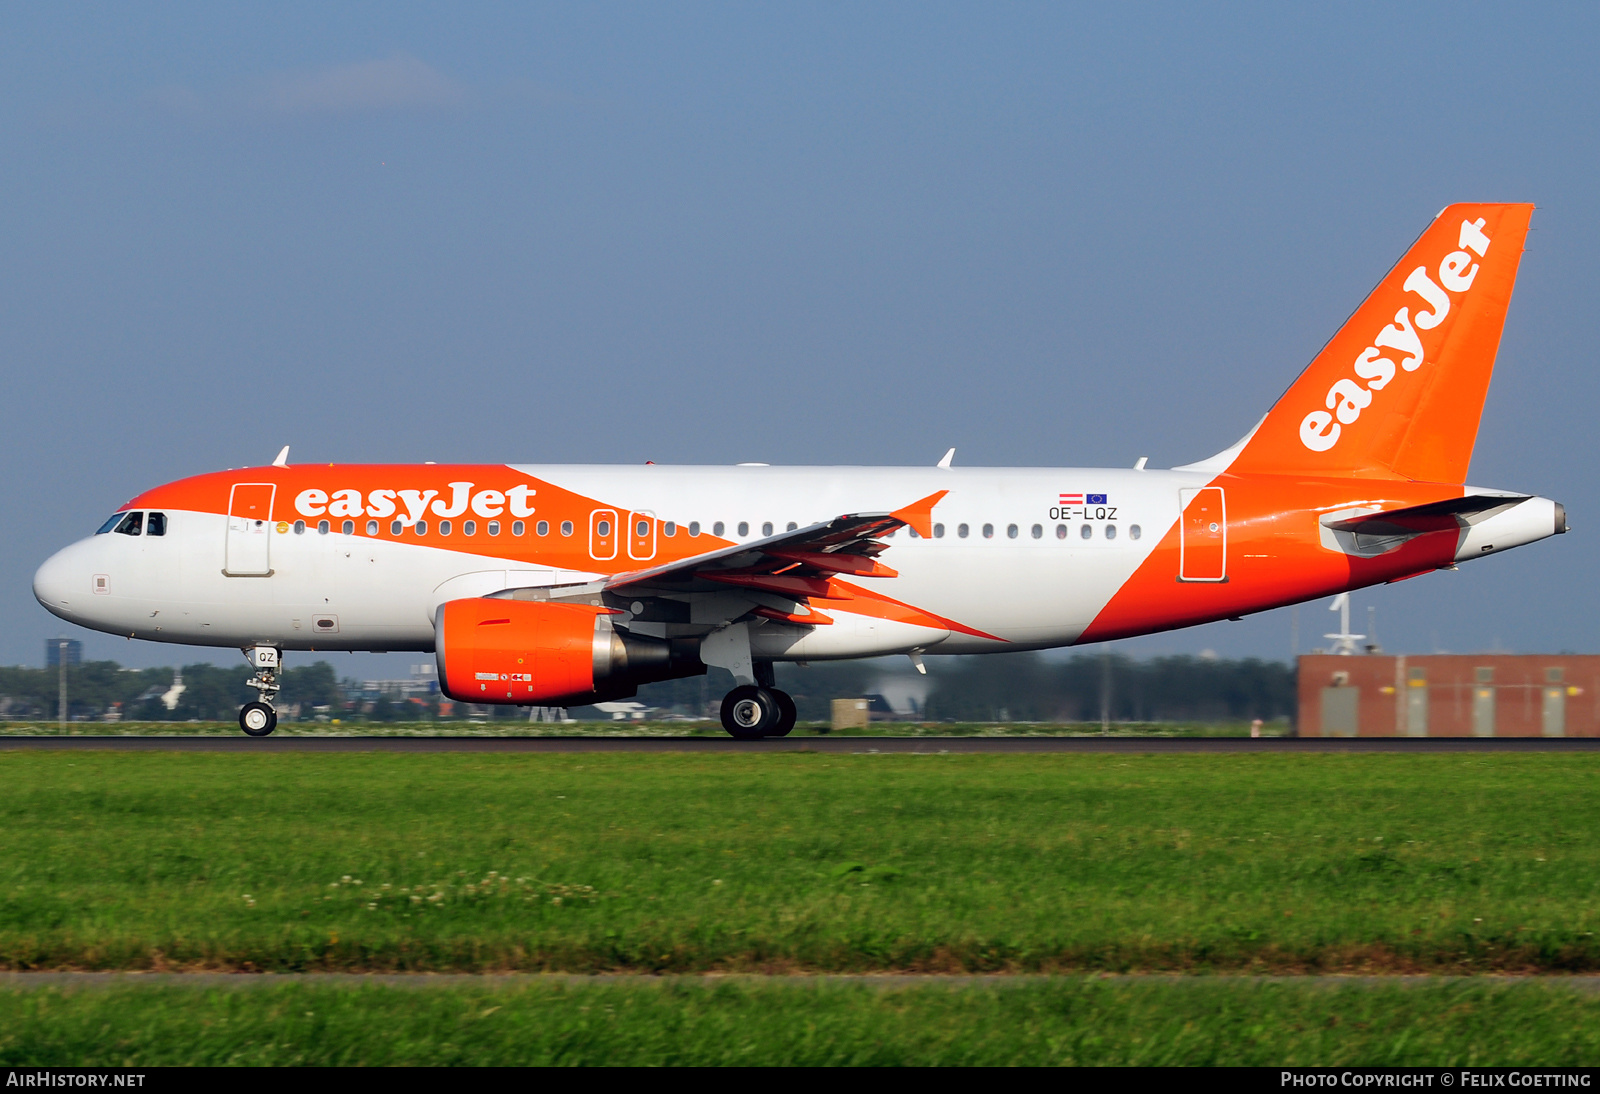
<box><xmin>34</xmin><ymin>465</ymin><xmax>1193</xmax><ymax>659</ymax></box>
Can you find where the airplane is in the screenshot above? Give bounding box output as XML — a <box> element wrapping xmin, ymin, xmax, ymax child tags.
<box><xmin>33</xmin><ymin>202</ymin><xmax>1566</xmax><ymax>738</ymax></box>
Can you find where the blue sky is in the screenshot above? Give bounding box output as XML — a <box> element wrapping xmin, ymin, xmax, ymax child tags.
<box><xmin>3</xmin><ymin>3</ymin><xmax>1597</xmax><ymax>670</ymax></box>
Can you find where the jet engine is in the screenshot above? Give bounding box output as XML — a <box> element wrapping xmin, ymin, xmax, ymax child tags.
<box><xmin>434</xmin><ymin>598</ymin><xmax>703</xmax><ymax>706</ymax></box>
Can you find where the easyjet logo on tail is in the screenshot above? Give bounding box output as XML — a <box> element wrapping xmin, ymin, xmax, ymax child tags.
<box><xmin>1299</xmin><ymin>217</ymin><xmax>1492</xmax><ymax>453</ymax></box>
<box><xmin>294</xmin><ymin>482</ymin><xmax>536</xmax><ymax>524</ymax></box>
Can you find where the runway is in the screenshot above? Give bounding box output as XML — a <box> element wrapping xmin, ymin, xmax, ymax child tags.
<box><xmin>1</xmin><ymin>734</ymin><xmax>1597</xmax><ymax>753</ymax></box>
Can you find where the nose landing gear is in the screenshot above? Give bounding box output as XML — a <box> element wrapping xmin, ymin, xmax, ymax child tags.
<box><xmin>240</xmin><ymin>700</ymin><xmax>277</xmax><ymax>737</ymax></box>
<box><xmin>239</xmin><ymin>646</ymin><xmax>282</xmax><ymax>737</ymax></box>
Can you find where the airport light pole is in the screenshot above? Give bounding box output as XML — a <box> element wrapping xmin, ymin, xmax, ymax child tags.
<box><xmin>1099</xmin><ymin>646</ymin><xmax>1111</xmax><ymax>734</ymax></box>
<box><xmin>57</xmin><ymin>639</ymin><xmax>68</xmax><ymax>728</ymax></box>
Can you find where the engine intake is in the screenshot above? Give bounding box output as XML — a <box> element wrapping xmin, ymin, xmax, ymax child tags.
<box><xmin>435</xmin><ymin>598</ymin><xmax>702</xmax><ymax>706</ymax></box>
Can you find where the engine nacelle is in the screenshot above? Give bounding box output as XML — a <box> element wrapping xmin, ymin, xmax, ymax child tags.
<box><xmin>434</xmin><ymin>597</ymin><xmax>702</xmax><ymax>706</ymax></box>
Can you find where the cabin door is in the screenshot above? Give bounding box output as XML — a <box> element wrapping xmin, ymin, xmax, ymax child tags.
<box><xmin>225</xmin><ymin>483</ymin><xmax>276</xmax><ymax>576</ymax></box>
<box><xmin>1178</xmin><ymin>487</ymin><xmax>1227</xmax><ymax>582</ymax></box>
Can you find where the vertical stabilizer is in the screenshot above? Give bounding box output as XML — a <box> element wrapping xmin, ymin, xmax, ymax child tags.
<box><xmin>1226</xmin><ymin>203</ymin><xmax>1533</xmax><ymax>483</ymax></box>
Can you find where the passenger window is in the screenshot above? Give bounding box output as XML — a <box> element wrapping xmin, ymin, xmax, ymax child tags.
<box><xmin>982</xmin><ymin>523</ymin><xmax>994</xmax><ymax>539</ymax></box>
<box><xmin>415</xmin><ymin>521</ymin><xmax>428</xmax><ymax>535</ymax></box>
<box><xmin>390</xmin><ymin>521</ymin><xmax>402</xmax><ymax>535</ymax></box>
<box><xmin>1129</xmin><ymin>524</ymin><xmax>1142</xmax><ymax>540</ymax></box>
<box><xmin>933</xmin><ymin>523</ymin><xmax>944</xmax><ymax>538</ymax></box>
<box><xmin>488</xmin><ymin>521</ymin><xmax>500</xmax><ymax>536</ymax></box>
<box><xmin>1030</xmin><ymin>524</ymin><xmax>1042</xmax><ymax>539</ymax></box>
<box><xmin>1056</xmin><ymin>524</ymin><xmax>1067</xmax><ymax>539</ymax></box>
<box><xmin>595</xmin><ymin>520</ymin><xmax>609</xmax><ymax>537</ymax></box>
<box><xmin>737</xmin><ymin>522</ymin><xmax>749</xmax><ymax>537</ymax></box>
<box><xmin>146</xmin><ymin>512</ymin><xmax>167</xmax><ymax>536</ymax></box>
<box><xmin>366</xmin><ymin>520</ymin><xmax>378</xmax><ymax>535</ymax></box>
<box><xmin>560</xmin><ymin>520</ymin><xmax>573</xmax><ymax>537</ymax></box>
<box><xmin>463</xmin><ymin>520</ymin><xmax>476</xmax><ymax>536</ymax></box>
<box><xmin>787</xmin><ymin>522</ymin><xmax>797</xmax><ymax>532</ymax></box>
<box><xmin>762</xmin><ymin>522</ymin><xmax>773</xmax><ymax>537</ymax></box>
<box><xmin>637</xmin><ymin>520</ymin><xmax>650</xmax><ymax>538</ymax></box>
<box><xmin>713</xmin><ymin>521</ymin><xmax>725</xmax><ymax>537</ymax></box>
<box><xmin>317</xmin><ymin>520</ymin><xmax>330</xmax><ymax>535</ymax></box>
<box><xmin>1006</xmin><ymin>524</ymin><xmax>1018</xmax><ymax>539</ymax></box>
<box><xmin>439</xmin><ymin>521</ymin><xmax>452</xmax><ymax>536</ymax></box>
<box><xmin>296</xmin><ymin>520</ymin><xmax>308</xmax><ymax>535</ymax></box>
<box><xmin>689</xmin><ymin>522</ymin><xmax>701</xmax><ymax>537</ymax></box>
<box><xmin>342</xmin><ymin>520</ymin><xmax>354</xmax><ymax>535</ymax></box>
<box><xmin>664</xmin><ymin>522</ymin><xmax>676</xmax><ymax>537</ymax></box>
<box><xmin>96</xmin><ymin>514</ymin><xmax>123</xmax><ymax>534</ymax></box>
<box><xmin>958</xmin><ymin>523</ymin><xmax>969</xmax><ymax>538</ymax></box>
<box><xmin>531</xmin><ymin>520</ymin><xmax>544</xmax><ymax>536</ymax></box>
<box><xmin>115</xmin><ymin>512</ymin><xmax>143</xmax><ymax>536</ymax></box>
<box><xmin>1105</xmin><ymin>524</ymin><xmax>1117</xmax><ymax>540</ymax></box>
<box><xmin>1080</xmin><ymin>524</ymin><xmax>1092</xmax><ymax>539</ymax></box>
<box><xmin>908</xmin><ymin>526</ymin><xmax>919</xmax><ymax>538</ymax></box>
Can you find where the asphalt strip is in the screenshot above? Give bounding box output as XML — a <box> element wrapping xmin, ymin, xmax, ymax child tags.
<box><xmin>2</xmin><ymin>736</ymin><xmax>1598</xmax><ymax>753</ymax></box>
<box><xmin>2</xmin><ymin>973</ymin><xmax>1598</xmax><ymax>991</ymax></box>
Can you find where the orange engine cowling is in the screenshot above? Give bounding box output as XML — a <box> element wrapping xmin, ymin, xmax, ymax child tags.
<box><xmin>434</xmin><ymin>598</ymin><xmax>701</xmax><ymax>706</ymax></box>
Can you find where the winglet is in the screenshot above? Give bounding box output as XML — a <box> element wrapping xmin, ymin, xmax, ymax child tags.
<box><xmin>272</xmin><ymin>446</ymin><xmax>290</xmax><ymax>468</ymax></box>
<box><xmin>890</xmin><ymin>490</ymin><xmax>948</xmax><ymax>538</ymax></box>
<box><xmin>936</xmin><ymin>448</ymin><xmax>955</xmax><ymax>469</ymax></box>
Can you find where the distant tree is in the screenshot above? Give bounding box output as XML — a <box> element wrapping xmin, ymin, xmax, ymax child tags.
<box><xmin>168</xmin><ymin>664</ymin><xmax>254</xmax><ymax>721</ymax></box>
<box><xmin>0</xmin><ymin>661</ymin><xmax>169</xmax><ymax>720</ymax></box>
<box><xmin>0</xmin><ymin>652</ymin><xmax>1298</xmax><ymax>726</ymax></box>
<box><xmin>338</xmin><ymin>677</ymin><xmax>364</xmax><ymax>718</ymax></box>
<box><xmin>931</xmin><ymin>655</ymin><xmax>1058</xmax><ymax>721</ymax></box>
<box><xmin>922</xmin><ymin>652</ymin><xmax>1294</xmax><ymax>723</ymax></box>
<box><xmin>280</xmin><ymin>662</ymin><xmax>340</xmax><ymax>718</ymax></box>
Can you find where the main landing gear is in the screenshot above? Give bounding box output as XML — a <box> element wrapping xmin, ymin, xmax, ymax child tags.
<box><xmin>718</xmin><ymin>661</ymin><xmax>796</xmax><ymax>739</ymax></box>
<box><xmin>720</xmin><ymin>685</ymin><xmax>797</xmax><ymax>739</ymax></box>
<box><xmin>701</xmin><ymin>625</ymin><xmax>796</xmax><ymax>739</ymax></box>
<box><xmin>239</xmin><ymin>647</ymin><xmax>281</xmax><ymax>737</ymax></box>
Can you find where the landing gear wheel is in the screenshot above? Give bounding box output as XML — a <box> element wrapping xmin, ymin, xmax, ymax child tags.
<box><xmin>767</xmin><ymin>690</ymin><xmax>797</xmax><ymax>738</ymax></box>
<box><xmin>239</xmin><ymin>701</ymin><xmax>277</xmax><ymax>737</ymax></box>
<box><xmin>721</xmin><ymin>685</ymin><xmax>779</xmax><ymax>740</ymax></box>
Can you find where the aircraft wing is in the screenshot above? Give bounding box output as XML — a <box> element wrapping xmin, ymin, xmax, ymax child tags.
<box><xmin>599</xmin><ymin>490</ymin><xmax>947</xmax><ymax>624</ymax></box>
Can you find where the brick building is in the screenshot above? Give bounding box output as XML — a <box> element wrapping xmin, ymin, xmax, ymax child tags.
<box><xmin>1297</xmin><ymin>654</ymin><xmax>1599</xmax><ymax>737</ymax></box>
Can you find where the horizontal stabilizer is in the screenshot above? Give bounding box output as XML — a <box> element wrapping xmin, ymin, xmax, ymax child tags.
<box><xmin>1324</xmin><ymin>493</ymin><xmax>1528</xmax><ymax>537</ymax></box>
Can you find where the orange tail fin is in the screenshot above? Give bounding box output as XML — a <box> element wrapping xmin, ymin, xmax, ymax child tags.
<box><xmin>1224</xmin><ymin>203</ymin><xmax>1533</xmax><ymax>483</ymax></box>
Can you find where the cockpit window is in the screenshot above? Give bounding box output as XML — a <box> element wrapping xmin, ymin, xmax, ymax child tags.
<box><xmin>96</xmin><ymin>514</ymin><xmax>123</xmax><ymax>534</ymax></box>
<box><xmin>114</xmin><ymin>512</ymin><xmax>143</xmax><ymax>536</ymax></box>
<box><xmin>145</xmin><ymin>512</ymin><xmax>167</xmax><ymax>537</ymax></box>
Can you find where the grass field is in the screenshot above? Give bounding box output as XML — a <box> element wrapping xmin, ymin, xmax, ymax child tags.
<box><xmin>4</xmin><ymin>978</ymin><xmax>1599</xmax><ymax>1066</ymax></box>
<box><xmin>0</xmin><ymin>751</ymin><xmax>1594</xmax><ymax>974</ymax></box>
<box><xmin>0</xmin><ymin>719</ymin><xmax>1282</xmax><ymax>736</ymax></box>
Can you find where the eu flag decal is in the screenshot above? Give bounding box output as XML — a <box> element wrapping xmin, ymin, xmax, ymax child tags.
<box><xmin>1086</xmin><ymin>493</ymin><xmax>1108</xmax><ymax>505</ymax></box>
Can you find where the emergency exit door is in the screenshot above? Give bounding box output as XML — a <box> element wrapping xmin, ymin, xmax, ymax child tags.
<box><xmin>1178</xmin><ymin>487</ymin><xmax>1227</xmax><ymax>582</ymax></box>
<box><xmin>589</xmin><ymin>509</ymin><xmax>618</xmax><ymax>561</ymax></box>
<box><xmin>627</xmin><ymin>511</ymin><xmax>657</xmax><ymax>561</ymax></box>
<box><xmin>225</xmin><ymin>483</ymin><xmax>275</xmax><ymax>576</ymax></box>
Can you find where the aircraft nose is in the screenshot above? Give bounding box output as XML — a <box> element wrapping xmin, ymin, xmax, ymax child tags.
<box><xmin>33</xmin><ymin>544</ymin><xmax>84</xmax><ymax>621</ymax></box>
